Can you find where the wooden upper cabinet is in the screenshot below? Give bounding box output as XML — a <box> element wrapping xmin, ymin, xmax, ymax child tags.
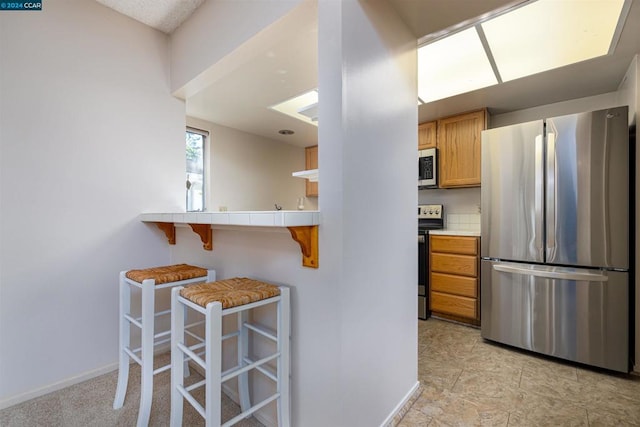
<box><xmin>305</xmin><ymin>145</ymin><xmax>318</xmax><ymax>197</ymax></box>
<box><xmin>418</xmin><ymin>121</ymin><xmax>437</xmax><ymax>150</ymax></box>
<box><xmin>437</xmin><ymin>109</ymin><xmax>486</xmax><ymax>188</ymax></box>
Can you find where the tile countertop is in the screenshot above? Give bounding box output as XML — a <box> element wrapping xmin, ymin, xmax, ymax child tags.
<box><xmin>139</xmin><ymin>210</ymin><xmax>320</xmax><ymax>227</ymax></box>
<box><xmin>429</xmin><ymin>229</ymin><xmax>481</xmax><ymax>237</ymax></box>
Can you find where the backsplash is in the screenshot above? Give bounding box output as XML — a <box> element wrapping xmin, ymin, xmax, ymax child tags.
<box><xmin>419</xmin><ymin>187</ymin><xmax>481</xmax><ymax>232</ymax></box>
<box><xmin>446</xmin><ymin>213</ymin><xmax>481</xmax><ymax>231</ymax></box>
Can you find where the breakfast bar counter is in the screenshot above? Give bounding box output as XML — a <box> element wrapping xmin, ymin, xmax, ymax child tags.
<box><xmin>140</xmin><ymin>211</ymin><xmax>320</xmax><ymax>268</ymax></box>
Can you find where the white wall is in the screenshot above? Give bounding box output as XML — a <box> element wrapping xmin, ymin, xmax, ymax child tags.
<box><xmin>320</xmin><ymin>1</ymin><xmax>418</xmax><ymax>424</ymax></box>
<box><xmin>172</xmin><ymin>1</ymin><xmax>418</xmax><ymax>425</ymax></box>
<box><xmin>186</xmin><ymin>117</ymin><xmax>317</xmax><ymax>211</ymax></box>
<box><xmin>0</xmin><ymin>1</ymin><xmax>184</xmax><ymax>406</ymax></box>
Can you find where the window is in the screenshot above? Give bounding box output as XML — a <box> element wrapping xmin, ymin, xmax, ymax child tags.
<box><xmin>186</xmin><ymin>127</ymin><xmax>206</xmax><ymax>212</ymax></box>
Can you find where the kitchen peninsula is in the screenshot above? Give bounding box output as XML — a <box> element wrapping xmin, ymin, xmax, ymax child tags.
<box><xmin>140</xmin><ymin>211</ymin><xmax>320</xmax><ymax>268</ymax></box>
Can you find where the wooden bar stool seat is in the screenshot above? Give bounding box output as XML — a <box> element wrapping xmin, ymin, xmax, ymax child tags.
<box><xmin>113</xmin><ymin>263</ymin><xmax>216</xmax><ymax>427</ymax></box>
<box><xmin>170</xmin><ymin>278</ymin><xmax>290</xmax><ymax>427</ymax></box>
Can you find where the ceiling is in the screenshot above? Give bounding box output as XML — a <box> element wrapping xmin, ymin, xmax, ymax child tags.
<box><xmin>98</xmin><ymin>0</ymin><xmax>640</xmax><ymax>148</ymax></box>
<box><xmin>95</xmin><ymin>0</ymin><xmax>205</xmax><ymax>34</ymax></box>
<box><xmin>406</xmin><ymin>0</ymin><xmax>640</xmax><ymax>123</ymax></box>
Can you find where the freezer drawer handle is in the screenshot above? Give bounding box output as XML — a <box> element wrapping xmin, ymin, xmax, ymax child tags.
<box><xmin>493</xmin><ymin>264</ymin><xmax>608</xmax><ymax>282</ymax></box>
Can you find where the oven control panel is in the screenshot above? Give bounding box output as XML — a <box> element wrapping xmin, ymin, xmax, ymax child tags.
<box><xmin>418</xmin><ymin>204</ymin><xmax>443</xmax><ymax>219</ymax></box>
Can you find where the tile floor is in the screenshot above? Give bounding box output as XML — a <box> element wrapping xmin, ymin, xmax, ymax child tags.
<box><xmin>2</xmin><ymin>319</ymin><xmax>639</xmax><ymax>426</ymax></box>
<box><xmin>399</xmin><ymin>318</ymin><xmax>640</xmax><ymax>426</ymax></box>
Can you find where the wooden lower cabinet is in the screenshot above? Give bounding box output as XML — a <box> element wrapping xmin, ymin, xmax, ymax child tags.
<box><xmin>429</xmin><ymin>235</ymin><xmax>480</xmax><ymax>325</ymax></box>
<box><xmin>431</xmin><ymin>292</ymin><xmax>477</xmax><ymax>320</ymax></box>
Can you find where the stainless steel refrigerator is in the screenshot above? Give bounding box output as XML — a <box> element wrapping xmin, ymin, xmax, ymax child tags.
<box><xmin>480</xmin><ymin>106</ymin><xmax>631</xmax><ymax>372</ymax></box>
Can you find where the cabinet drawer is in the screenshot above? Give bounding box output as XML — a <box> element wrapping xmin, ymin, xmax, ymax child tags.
<box><xmin>431</xmin><ymin>273</ymin><xmax>477</xmax><ymax>298</ymax></box>
<box><xmin>431</xmin><ymin>253</ymin><xmax>477</xmax><ymax>277</ymax></box>
<box><xmin>430</xmin><ymin>235</ymin><xmax>478</xmax><ymax>255</ymax></box>
<box><xmin>430</xmin><ymin>291</ymin><xmax>477</xmax><ymax>319</ymax></box>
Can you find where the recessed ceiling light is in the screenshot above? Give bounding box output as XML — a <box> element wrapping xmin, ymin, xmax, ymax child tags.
<box><xmin>417</xmin><ymin>0</ymin><xmax>631</xmax><ymax>103</ymax></box>
<box><xmin>279</xmin><ymin>129</ymin><xmax>295</xmax><ymax>135</ymax></box>
<box><xmin>481</xmin><ymin>0</ymin><xmax>627</xmax><ymax>82</ymax></box>
<box><xmin>270</xmin><ymin>89</ymin><xmax>318</xmax><ymax>126</ymax></box>
<box><xmin>418</xmin><ymin>27</ymin><xmax>498</xmax><ymax>103</ymax></box>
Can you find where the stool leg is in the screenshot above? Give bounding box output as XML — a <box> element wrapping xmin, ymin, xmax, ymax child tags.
<box><xmin>238</xmin><ymin>310</ymin><xmax>251</xmax><ymax>413</ymax></box>
<box><xmin>113</xmin><ymin>272</ymin><xmax>131</xmax><ymax>409</ymax></box>
<box><xmin>207</xmin><ymin>269</ymin><xmax>216</xmax><ymax>282</ymax></box>
<box><xmin>183</xmin><ymin>306</ymin><xmax>191</xmax><ymax>378</ymax></box>
<box><xmin>138</xmin><ymin>279</ymin><xmax>155</xmax><ymax>427</ymax></box>
<box><xmin>205</xmin><ymin>302</ymin><xmax>223</xmax><ymax>427</ymax></box>
<box><xmin>171</xmin><ymin>288</ymin><xmax>185</xmax><ymax>427</ymax></box>
<box><xmin>278</xmin><ymin>287</ymin><xmax>291</xmax><ymax>427</ymax></box>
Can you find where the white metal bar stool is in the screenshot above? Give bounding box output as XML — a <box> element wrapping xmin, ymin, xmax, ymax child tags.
<box><xmin>113</xmin><ymin>264</ymin><xmax>216</xmax><ymax>427</ymax></box>
<box><xmin>170</xmin><ymin>278</ymin><xmax>290</xmax><ymax>427</ymax></box>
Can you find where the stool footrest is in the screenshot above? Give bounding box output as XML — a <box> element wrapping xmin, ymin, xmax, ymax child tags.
<box><xmin>124</xmin><ymin>313</ymin><xmax>142</xmax><ymax>329</ymax></box>
<box><xmin>222</xmin><ymin>331</ymin><xmax>240</xmax><ymax>341</ymax></box>
<box><xmin>221</xmin><ymin>352</ymin><xmax>279</xmax><ymax>383</ymax></box>
<box><xmin>155</xmin><ymin>336</ymin><xmax>171</xmax><ymax>348</ymax></box>
<box><xmin>153</xmin><ymin>363</ymin><xmax>171</xmax><ymax>375</ymax></box>
<box><xmin>185</xmin><ymin>319</ymin><xmax>205</xmax><ymax>330</ymax></box>
<box><xmin>178</xmin><ymin>342</ymin><xmax>206</xmax><ymax>370</ymax></box>
<box><xmin>155</xmin><ymin>308</ymin><xmax>171</xmax><ymax>318</ymax></box>
<box><xmin>243</xmin><ymin>356</ymin><xmax>277</xmax><ymax>382</ymax></box>
<box><xmin>222</xmin><ymin>392</ymin><xmax>280</xmax><ymax>427</ymax></box>
<box><xmin>187</xmin><ymin>341</ymin><xmax>206</xmax><ymax>353</ymax></box>
<box><xmin>185</xmin><ymin>379</ymin><xmax>206</xmax><ymax>392</ymax></box>
<box><xmin>177</xmin><ymin>383</ymin><xmax>206</xmax><ymax>419</ymax></box>
<box><xmin>124</xmin><ymin>347</ymin><xmax>142</xmax><ymax>366</ymax></box>
<box><xmin>243</xmin><ymin>322</ymin><xmax>277</xmax><ymax>342</ymax></box>
<box><xmin>184</xmin><ymin>329</ymin><xmax>205</xmax><ymax>344</ymax></box>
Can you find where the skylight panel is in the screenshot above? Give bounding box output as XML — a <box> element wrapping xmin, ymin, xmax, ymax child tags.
<box><xmin>418</xmin><ymin>27</ymin><xmax>498</xmax><ymax>103</ymax></box>
<box><xmin>270</xmin><ymin>89</ymin><xmax>319</xmax><ymax>126</ymax></box>
<box><xmin>481</xmin><ymin>0</ymin><xmax>626</xmax><ymax>82</ymax></box>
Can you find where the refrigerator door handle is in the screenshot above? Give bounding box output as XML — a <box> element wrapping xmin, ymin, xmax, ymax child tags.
<box><xmin>493</xmin><ymin>263</ymin><xmax>608</xmax><ymax>282</ymax></box>
<box><xmin>546</xmin><ymin>125</ymin><xmax>558</xmax><ymax>261</ymax></box>
<box><xmin>534</xmin><ymin>134</ymin><xmax>544</xmax><ymax>257</ymax></box>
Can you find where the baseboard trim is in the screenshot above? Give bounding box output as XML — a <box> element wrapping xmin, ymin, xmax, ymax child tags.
<box><xmin>380</xmin><ymin>381</ymin><xmax>422</xmax><ymax>427</ymax></box>
<box><xmin>0</xmin><ymin>362</ymin><xmax>119</xmax><ymax>411</ymax></box>
<box><xmin>0</xmin><ymin>344</ymin><xmax>173</xmax><ymax>411</ymax></box>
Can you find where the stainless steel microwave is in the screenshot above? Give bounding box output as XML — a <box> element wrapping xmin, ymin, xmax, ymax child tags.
<box><xmin>418</xmin><ymin>148</ymin><xmax>437</xmax><ymax>188</ymax></box>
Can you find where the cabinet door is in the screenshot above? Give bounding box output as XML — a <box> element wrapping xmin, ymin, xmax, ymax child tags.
<box><xmin>305</xmin><ymin>145</ymin><xmax>318</xmax><ymax>197</ymax></box>
<box><xmin>437</xmin><ymin>109</ymin><xmax>486</xmax><ymax>188</ymax></box>
<box><xmin>418</xmin><ymin>121</ymin><xmax>437</xmax><ymax>150</ymax></box>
